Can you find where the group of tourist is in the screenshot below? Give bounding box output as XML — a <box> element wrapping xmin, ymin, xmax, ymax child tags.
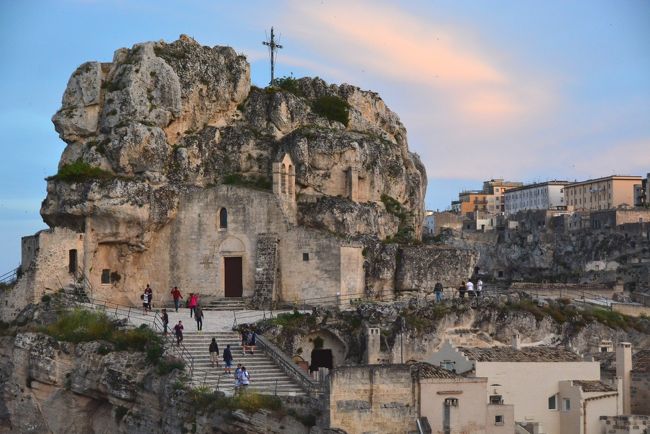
<box><xmin>458</xmin><ymin>278</ymin><xmax>484</xmax><ymax>299</ymax></box>
<box><xmin>162</xmin><ymin>286</ymin><xmax>257</xmax><ymax>393</ymax></box>
<box><xmin>209</xmin><ymin>338</ymin><xmax>253</xmax><ymax>393</ymax></box>
<box><xmin>141</xmin><ymin>284</ymin><xmax>154</xmax><ymax>312</ymax></box>
<box><xmin>432</xmin><ymin>278</ymin><xmax>484</xmax><ymax>302</ymax></box>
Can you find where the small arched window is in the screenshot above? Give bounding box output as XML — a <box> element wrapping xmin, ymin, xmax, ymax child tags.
<box><xmin>219</xmin><ymin>208</ymin><xmax>228</xmax><ymax>229</ymax></box>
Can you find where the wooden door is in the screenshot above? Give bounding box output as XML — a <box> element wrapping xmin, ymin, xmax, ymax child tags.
<box><xmin>224</xmin><ymin>257</ymin><xmax>243</xmax><ymax>297</ymax></box>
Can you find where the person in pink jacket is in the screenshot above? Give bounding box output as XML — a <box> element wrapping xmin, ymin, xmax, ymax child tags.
<box><xmin>188</xmin><ymin>293</ymin><xmax>199</xmax><ymax>318</ymax></box>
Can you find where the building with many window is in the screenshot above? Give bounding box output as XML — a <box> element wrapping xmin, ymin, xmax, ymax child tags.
<box><xmin>457</xmin><ymin>190</ymin><xmax>490</xmax><ymax>215</ymax></box>
<box><xmin>504</xmin><ymin>181</ymin><xmax>568</xmax><ymax>215</ymax></box>
<box><xmin>564</xmin><ymin>175</ymin><xmax>642</xmax><ymax>211</ymax></box>
<box><xmin>453</xmin><ymin>179</ymin><xmax>523</xmax><ymax>216</ymax></box>
<box><xmin>634</xmin><ymin>173</ymin><xmax>649</xmax><ymax>207</ymax></box>
<box><xmin>428</xmin><ymin>338</ymin><xmax>622</xmax><ymax>434</ymax></box>
<box><xmin>482</xmin><ymin>179</ymin><xmax>524</xmax><ymax>213</ymax></box>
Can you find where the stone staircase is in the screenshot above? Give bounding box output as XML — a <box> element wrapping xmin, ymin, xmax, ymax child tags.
<box><xmin>252</xmin><ymin>233</ymin><xmax>279</xmax><ymax>308</ymax></box>
<box><xmin>202</xmin><ymin>298</ymin><xmax>248</xmax><ymax>311</ymax></box>
<box><xmin>62</xmin><ymin>283</ymin><xmax>91</xmax><ymax>303</ymax></box>
<box><xmin>184</xmin><ymin>331</ymin><xmax>306</xmax><ymax>396</ymax></box>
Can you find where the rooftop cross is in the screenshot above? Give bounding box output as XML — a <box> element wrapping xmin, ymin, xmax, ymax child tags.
<box><xmin>262</xmin><ymin>27</ymin><xmax>283</xmax><ymax>86</ymax></box>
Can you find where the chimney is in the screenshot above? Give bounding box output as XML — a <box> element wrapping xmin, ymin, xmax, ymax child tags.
<box><xmin>365</xmin><ymin>327</ymin><xmax>381</xmax><ymax>365</ymax></box>
<box><xmin>616</xmin><ymin>342</ymin><xmax>632</xmax><ymax>414</ymax></box>
<box><xmin>511</xmin><ymin>333</ymin><xmax>521</xmax><ymax>350</ymax></box>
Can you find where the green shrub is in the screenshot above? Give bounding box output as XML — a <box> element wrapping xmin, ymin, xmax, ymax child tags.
<box><xmin>589</xmin><ymin>308</ymin><xmax>629</xmax><ymax>330</ymax></box>
<box><xmin>272</xmin><ymin>76</ymin><xmax>304</xmax><ymax>97</ymax></box>
<box><xmin>43</xmin><ymin>310</ymin><xmax>165</xmax><ymax>363</ymax></box>
<box><xmin>50</xmin><ymin>160</ymin><xmax>113</xmax><ymax>183</ymax></box>
<box><xmin>381</xmin><ymin>194</ymin><xmax>415</xmax><ymax>244</ymax></box>
<box><xmin>156</xmin><ymin>358</ymin><xmax>186</xmax><ymax>375</ymax></box>
<box><xmin>219</xmin><ymin>391</ymin><xmax>282</xmax><ymax>413</ymax></box>
<box><xmin>312</xmin><ymin>95</ymin><xmax>350</xmax><ymax>126</ymax></box>
<box><xmin>222</xmin><ymin>173</ymin><xmax>272</xmax><ymax>190</ymax></box>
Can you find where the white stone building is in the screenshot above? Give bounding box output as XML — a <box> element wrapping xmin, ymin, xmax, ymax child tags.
<box><xmin>423</xmin><ymin>210</ymin><xmax>435</xmax><ymax>237</ymax></box>
<box><xmin>504</xmin><ymin>181</ymin><xmax>568</xmax><ymax>216</ymax></box>
<box><xmin>427</xmin><ymin>338</ymin><xmax>622</xmax><ymax>434</ymax></box>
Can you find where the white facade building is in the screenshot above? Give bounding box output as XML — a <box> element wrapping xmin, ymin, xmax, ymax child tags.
<box><xmin>423</xmin><ymin>210</ymin><xmax>435</xmax><ymax>236</ymax></box>
<box><xmin>428</xmin><ymin>340</ymin><xmax>623</xmax><ymax>434</ymax></box>
<box><xmin>504</xmin><ymin>181</ymin><xmax>568</xmax><ymax>216</ymax></box>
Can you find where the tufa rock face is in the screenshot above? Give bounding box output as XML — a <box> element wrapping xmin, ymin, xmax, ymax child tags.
<box><xmin>43</xmin><ymin>36</ymin><xmax>426</xmax><ymax>244</ymax></box>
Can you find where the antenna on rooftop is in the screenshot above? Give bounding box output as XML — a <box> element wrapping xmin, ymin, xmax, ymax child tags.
<box><xmin>263</xmin><ymin>27</ymin><xmax>283</xmax><ymax>86</ymax></box>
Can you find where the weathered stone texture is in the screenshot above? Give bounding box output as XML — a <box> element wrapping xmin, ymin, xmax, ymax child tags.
<box><xmin>0</xmin><ymin>332</ymin><xmax>323</xmax><ymax>434</ymax></box>
<box><xmin>395</xmin><ymin>246</ymin><xmax>478</xmax><ymax>292</ymax></box>
<box><xmin>329</xmin><ymin>365</ymin><xmax>418</xmax><ymax>434</ymax></box>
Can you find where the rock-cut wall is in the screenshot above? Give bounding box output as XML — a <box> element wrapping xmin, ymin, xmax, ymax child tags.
<box><xmin>43</xmin><ymin>35</ymin><xmax>427</xmax><ymax>246</ymax></box>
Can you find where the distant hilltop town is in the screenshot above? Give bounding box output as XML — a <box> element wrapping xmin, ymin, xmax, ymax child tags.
<box><xmin>426</xmin><ymin>173</ymin><xmax>650</xmax><ymax>235</ymax></box>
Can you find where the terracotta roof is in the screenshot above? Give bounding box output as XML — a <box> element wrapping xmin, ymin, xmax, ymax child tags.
<box><xmin>457</xmin><ymin>346</ymin><xmax>583</xmax><ymax>362</ymax></box>
<box><xmin>573</xmin><ymin>380</ymin><xmax>617</xmax><ymax>392</ymax></box>
<box><xmin>409</xmin><ymin>362</ymin><xmax>463</xmax><ymax>379</ymax></box>
<box><xmin>633</xmin><ymin>350</ymin><xmax>650</xmax><ymax>373</ymax></box>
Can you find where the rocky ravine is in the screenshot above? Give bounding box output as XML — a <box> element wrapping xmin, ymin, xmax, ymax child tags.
<box><xmin>42</xmin><ymin>35</ymin><xmax>426</xmax><ymax>248</ymax></box>
<box><xmin>258</xmin><ymin>295</ymin><xmax>650</xmax><ymax>365</ymax></box>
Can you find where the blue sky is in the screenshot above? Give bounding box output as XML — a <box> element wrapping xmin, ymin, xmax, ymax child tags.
<box><xmin>0</xmin><ymin>0</ymin><xmax>649</xmax><ymax>271</ymax></box>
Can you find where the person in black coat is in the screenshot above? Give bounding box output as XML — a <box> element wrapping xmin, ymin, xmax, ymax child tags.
<box><xmin>223</xmin><ymin>344</ymin><xmax>233</xmax><ymax>374</ymax></box>
<box><xmin>209</xmin><ymin>338</ymin><xmax>220</xmax><ymax>367</ymax></box>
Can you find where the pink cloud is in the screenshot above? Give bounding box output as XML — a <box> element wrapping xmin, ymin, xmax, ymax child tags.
<box><xmin>277</xmin><ymin>0</ymin><xmax>555</xmax><ymax>125</ymax></box>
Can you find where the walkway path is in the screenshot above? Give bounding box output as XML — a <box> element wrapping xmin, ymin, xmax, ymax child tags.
<box><xmin>127</xmin><ymin>308</ymin><xmax>290</xmax><ymax>332</ymax></box>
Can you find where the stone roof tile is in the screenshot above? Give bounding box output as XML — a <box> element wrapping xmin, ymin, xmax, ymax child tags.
<box><xmin>573</xmin><ymin>380</ymin><xmax>617</xmax><ymax>392</ymax></box>
<box><xmin>409</xmin><ymin>362</ymin><xmax>463</xmax><ymax>379</ymax></box>
<box><xmin>458</xmin><ymin>346</ymin><xmax>583</xmax><ymax>362</ymax></box>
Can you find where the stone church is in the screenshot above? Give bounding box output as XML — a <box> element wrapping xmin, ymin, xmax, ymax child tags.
<box><xmin>0</xmin><ymin>36</ymin><xmax>476</xmax><ymax>320</ymax></box>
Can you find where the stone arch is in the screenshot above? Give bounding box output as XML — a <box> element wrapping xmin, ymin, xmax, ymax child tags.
<box><xmin>273</xmin><ymin>154</ymin><xmax>296</xmax><ymax>201</ymax></box>
<box><xmin>218</xmin><ymin>236</ymin><xmax>245</xmax><ymax>254</ymax></box>
<box><xmin>297</xmin><ymin>329</ymin><xmax>348</xmax><ymax>368</ymax></box>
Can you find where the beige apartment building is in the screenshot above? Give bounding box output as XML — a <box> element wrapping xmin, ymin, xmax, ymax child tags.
<box><xmin>427</xmin><ymin>339</ymin><xmax>622</xmax><ymax>434</ymax></box>
<box><xmin>564</xmin><ymin>175</ymin><xmax>642</xmax><ymax>211</ymax></box>
<box><xmin>328</xmin><ymin>363</ymin><xmax>515</xmax><ymax>434</ymax></box>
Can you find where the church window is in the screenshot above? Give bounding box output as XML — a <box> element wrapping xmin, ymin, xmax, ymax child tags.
<box><xmin>219</xmin><ymin>208</ymin><xmax>228</xmax><ymax>229</ymax></box>
<box><xmin>303</xmin><ymin>253</ymin><xmax>310</xmax><ymax>261</ymax></box>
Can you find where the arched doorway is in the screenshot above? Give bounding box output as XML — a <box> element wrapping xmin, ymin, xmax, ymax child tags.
<box><xmin>219</xmin><ymin>237</ymin><xmax>245</xmax><ymax>298</ymax></box>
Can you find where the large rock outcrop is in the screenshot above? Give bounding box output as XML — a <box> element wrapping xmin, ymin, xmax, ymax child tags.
<box><xmin>43</xmin><ymin>35</ymin><xmax>427</xmax><ymax>247</ymax></box>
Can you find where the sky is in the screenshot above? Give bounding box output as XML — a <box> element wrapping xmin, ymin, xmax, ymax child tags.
<box><xmin>0</xmin><ymin>0</ymin><xmax>649</xmax><ymax>271</ymax></box>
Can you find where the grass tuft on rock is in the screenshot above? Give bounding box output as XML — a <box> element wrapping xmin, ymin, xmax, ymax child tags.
<box><xmin>42</xmin><ymin>309</ymin><xmax>167</xmax><ymax>364</ymax></box>
<box><xmin>222</xmin><ymin>173</ymin><xmax>272</xmax><ymax>190</ymax></box>
<box><xmin>188</xmin><ymin>387</ymin><xmax>282</xmax><ymax>414</ymax></box>
<box><xmin>50</xmin><ymin>160</ymin><xmax>113</xmax><ymax>183</ymax></box>
<box><xmin>272</xmin><ymin>76</ymin><xmax>305</xmax><ymax>97</ymax></box>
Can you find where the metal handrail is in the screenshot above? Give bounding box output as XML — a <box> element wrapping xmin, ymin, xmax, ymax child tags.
<box><xmin>255</xmin><ymin>334</ymin><xmax>321</xmax><ymax>396</ymax></box>
<box><xmin>69</xmin><ymin>268</ymin><xmax>195</xmax><ymax>379</ymax></box>
<box><xmin>0</xmin><ymin>267</ymin><xmax>19</xmax><ymax>285</ymax></box>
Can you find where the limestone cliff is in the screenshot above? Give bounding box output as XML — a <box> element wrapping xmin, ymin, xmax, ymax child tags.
<box><xmin>42</xmin><ymin>35</ymin><xmax>426</xmax><ymax>246</ymax></box>
<box><xmin>258</xmin><ymin>295</ymin><xmax>650</xmax><ymax>366</ymax></box>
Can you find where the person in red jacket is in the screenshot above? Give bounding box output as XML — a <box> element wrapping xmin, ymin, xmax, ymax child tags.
<box><xmin>170</xmin><ymin>286</ymin><xmax>183</xmax><ymax>312</ymax></box>
<box><xmin>188</xmin><ymin>293</ymin><xmax>199</xmax><ymax>318</ymax></box>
